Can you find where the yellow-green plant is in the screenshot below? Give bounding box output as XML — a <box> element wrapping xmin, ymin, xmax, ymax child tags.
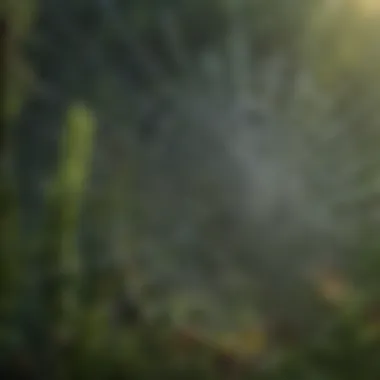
<box><xmin>37</xmin><ymin>103</ymin><xmax>96</xmax><ymax>379</ymax></box>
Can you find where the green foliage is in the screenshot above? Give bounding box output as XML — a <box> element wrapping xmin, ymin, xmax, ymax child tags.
<box><xmin>2</xmin><ymin>0</ymin><xmax>380</xmax><ymax>379</ymax></box>
<box><xmin>3</xmin><ymin>0</ymin><xmax>36</xmax><ymax>123</ymax></box>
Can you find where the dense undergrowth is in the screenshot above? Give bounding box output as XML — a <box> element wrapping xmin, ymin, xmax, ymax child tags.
<box><xmin>2</xmin><ymin>1</ymin><xmax>380</xmax><ymax>379</ymax></box>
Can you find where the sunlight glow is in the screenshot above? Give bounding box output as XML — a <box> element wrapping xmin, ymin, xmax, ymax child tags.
<box><xmin>354</xmin><ymin>0</ymin><xmax>380</xmax><ymax>14</ymax></box>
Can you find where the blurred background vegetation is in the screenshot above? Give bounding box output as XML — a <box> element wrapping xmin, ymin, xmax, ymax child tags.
<box><xmin>3</xmin><ymin>0</ymin><xmax>380</xmax><ymax>379</ymax></box>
